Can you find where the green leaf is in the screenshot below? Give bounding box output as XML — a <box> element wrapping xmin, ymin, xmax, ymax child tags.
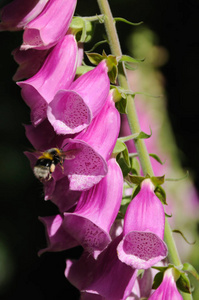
<box><xmin>149</xmin><ymin>153</ymin><xmax>164</xmax><ymax>165</ymax></box>
<box><xmin>152</xmin><ymin>271</ymin><xmax>164</xmax><ymax>289</ymax></box>
<box><xmin>115</xmin><ymin>97</ymin><xmax>127</xmax><ymax>114</ymax></box>
<box><xmin>112</xmin><ymin>140</ymin><xmax>126</xmax><ymax>154</ymax></box>
<box><xmin>118</xmin><ymin>133</ymin><xmax>140</xmax><ymax>142</ymax></box>
<box><xmin>172</xmin><ymin>230</ymin><xmax>195</xmax><ymax>245</ymax></box>
<box><xmin>76</xmin><ymin>65</ymin><xmax>94</xmax><ymax>76</ymax></box>
<box><xmin>117</xmin><ymin>157</ymin><xmax>131</xmax><ymax>177</ymax></box>
<box><xmin>136</xmin><ymin>128</ymin><xmax>152</xmax><ymax>139</ymax></box>
<box><xmin>128</xmin><ymin>174</ymin><xmax>145</xmax><ymax>185</ymax></box>
<box><xmin>114</xmin><ymin>17</ymin><xmax>143</xmax><ymax>26</ymax></box>
<box><xmin>151</xmin><ymin>175</ymin><xmax>165</xmax><ymax>186</ymax></box>
<box><xmin>165</xmin><ymin>171</ymin><xmax>189</xmax><ymax>182</ymax></box>
<box><xmin>154</xmin><ymin>185</ymin><xmax>167</xmax><ymax>205</ymax></box>
<box><xmin>118</xmin><ymin>129</ymin><xmax>152</xmax><ymax>143</ymax></box>
<box><xmin>124</xmin><ymin>62</ymin><xmax>138</xmax><ymax>71</ymax></box>
<box><xmin>130</xmin><ymin>157</ymin><xmax>141</xmax><ymax>175</ymax></box>
<box><xmin>106</xmin><ymin>55</ymin><xmax>118</xmax><ymax>84</ymax></box>
<box><xmin>119</xmin><ymin>54</ymin><xmax>144</xmax><ymax>64</ymax></box>
<box><xmin>165</xmin><ymin>212</ymin><xmax>172</xmax><ymax>218</ymax></box>
<box><xmin>183</xmin><ymin>263</ymin><xmax>199</xmax><ymax>281</ymax></box>
<box><xmin>86</xmin><ymin>40</ymin><xmax>108</xmax><ymax>53</ymax></box>
<box><xmin>176</xmin><ymin>273</ymin><xmax>192</xmax><ymax>294</ymax></box>
<box><xmin>86</xmin><ymin>52</ymin><xmax>104</xmax><ymax>65</ymax></box>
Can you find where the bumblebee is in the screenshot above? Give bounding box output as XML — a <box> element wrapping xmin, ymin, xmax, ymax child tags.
<box><xmin>33</xmin><ymin>147</ymin><xmax>78</xmax><ymax>181</ymax></box>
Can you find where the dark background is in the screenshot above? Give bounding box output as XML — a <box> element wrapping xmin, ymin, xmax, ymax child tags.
<box><xmin>0</xmin><ymin>0</ymin><xmax>199</xmax><ymax>299</ymax></box>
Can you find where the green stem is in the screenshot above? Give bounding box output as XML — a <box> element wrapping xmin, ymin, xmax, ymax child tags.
<box><xmin>97</xmin><ymin>0</ymin><xmax>192</xmax><ymax>299</ymax></box>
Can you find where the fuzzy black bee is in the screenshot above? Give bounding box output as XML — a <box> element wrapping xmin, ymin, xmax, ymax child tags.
<box><xmin>33</xmin><ymin>147</ymin><xmax>78</xmax><ymax>181</ymax></box>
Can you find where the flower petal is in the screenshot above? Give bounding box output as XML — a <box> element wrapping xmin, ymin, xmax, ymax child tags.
<box><xmin>38</xmin><ymin>215</ymin><xmax>79</xmax><ymax>255</ymax></box>
<box><xmin>0</xmin><ymin>0</ymin><xmax>48</xmax><ymax>31</ymax></box>
<box><xmin>21</xmin><ymin>0</ymin><xmax>77</xmax><ymax>50</ymax></box>
<box><xmin>18</xmin><ymin>34</ymin><xmax>78</xmax><ymax>125</ymax></box>
<box><xmin>63</xmin><ymin>158</ymin><xmax>123</xmax><ymax>254</ymax></box>
<box><xmin>123</xmin><ymin>179</ymin><xmax>165</xmax><ymax>240</ymax></box>
<box><xmin>75</xmin><ymin>91</ymin><xmax>120</xmax><ymax>160</ymax></box>
<box><xmin>47</xmin><ymin>90</ymin><xmax>92</xmax><ymax>134</ymax></box>
<box><xmin>63</xmin><ymin>139</ymin><xmax>108</xmax><ymax>191</ymax></box>
<box><xmin>117</xmin><ymin>231</ymin><xmax>168</xmax><ymax>269</ymax></box>
<box><xmin>65</xmin><ymin>236</ymin><xmax>138</xmax><ymax>300</ymax></box>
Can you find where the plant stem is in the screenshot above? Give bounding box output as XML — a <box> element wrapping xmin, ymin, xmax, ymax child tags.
<box><xmin>97</xmin><ymin>0</ymin><xmax>192</xmax><ymax>299</ymax></box>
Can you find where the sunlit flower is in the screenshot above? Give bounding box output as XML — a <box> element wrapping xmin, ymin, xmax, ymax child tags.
<box><xmin>21</xmin><ymin>0</ymin><xmax>77</xmax><ymax>50</ymax></box>
<box><xmin>117</xmin><ymin>178</ymin><xmax>168</xmax><ymax>269</ymax></box>
<box><xmin>148</xmin><ymin>267</ymin><xmax>183</xmax><ymax>300</ymax></box>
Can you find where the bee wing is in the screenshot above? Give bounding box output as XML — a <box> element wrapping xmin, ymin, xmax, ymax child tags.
<box><xmin>62</xmin><ymin>149</ymin><xmax>81</xmax><ymax>160</ymax></box>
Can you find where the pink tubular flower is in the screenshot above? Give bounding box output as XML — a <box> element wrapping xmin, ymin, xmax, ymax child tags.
<box><xmin>39</xmin><ymin>158</ymin><xmax>123</xmax><ymax>255</ymax></box>
<box><xmin>117</xmin><ymin>178</ymin><xmax>168</xmax><ymax>269</ymax></box>
<box><xmin>148</xmin><ymin>268</ymin><xmax>183</xmax><ymax>300</ymax></box>
<box><xmin>20</xmin><ymin>0</ymin><xmax>77</xmax><ymax>50</ymax></box>
<box><xmin>0</xmin><ymin>0</ymin><xmax>48</xmax><ymax>31</ymax></box>
<box><xmin>62</xmin><ymin>158</ymin><xmax>123</xmax><ymax>255</ymax></box>
<box><xmin>18</xmin><ymin>34</ymin><xmax>78</xmax><ymax>126</ymax></box>
<box><xmin>12</xmin><ymin>47</ymin><xmax>49</xmax><ymax>81</ymax></box>
<box><xmin>65</xmin><ymin>236</ymin><xmax>138</xmax><ymax>300</ymax></box>
<box><xmin>47</xmin><ymin>60</ymin><xmax>110</xmax><ymax>134</ymax></box>
<box><xmin>38</xmin><ymin>214</ymin><xmax>79</xmax><ymax>255</ymax></box>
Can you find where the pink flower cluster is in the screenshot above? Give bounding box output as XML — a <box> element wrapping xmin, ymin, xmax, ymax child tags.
<box><xmin>1</xmin><ymin>1</ymin><xmax>184</xmax><ymax>299</ymax></box>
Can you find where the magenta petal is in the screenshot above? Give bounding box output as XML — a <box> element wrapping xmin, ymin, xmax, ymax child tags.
<box><xmin>69</xmin><ymin>60</ymin><xmax>110</xmax><ymax>119</ymax></box>
<box><xmin>123</xmin><ymin>179</ymin><xmax>165</xmax><ymax>239</ymax></box>
<box><xmin>24</xmin><ymin>119</ymin><xmax>65</xmax><ymax>150</ymax></box>
<box><xmin>117</xmin><ymin>231</ymin><xmax>168</xmax><ymax>269</ymax></box>
<box><xmin>85</xmin><ymin>236</ymin><xmax>138</xmax><ymax>300</ymax></box>
<box><xmin>149</xmin><ymin>268</ymin><xmax>183</xmax><ymax>300</ymax></box>
<box><xmin>21</xmin><ymin>0</ymin><xmax>77</xmax><ymax>50</ymax></box>
<box><xmin>65</xmin><ymin>236</ymin><xmax>138</xmax><ymax>300</ymax></box>
<box><xmin>12</xmin><ymin>47</ymin><xmax>49</xmax><ymax>81</ymax></box>
<box><xmin>47</xmin><ymin>90</ymin><xmax>92</xmax><ymax>134</ymax></box>
<box><xmin>75</xmin><ymin>91</ymin><xmax>120</xmax><ymax>160</ymax></box>
<box><xmin>18</xmin><ymin>34</ymin><xmax>78</xmax><ymax>125</ymax></box>
<box><xmin>0</xmin><ymin>0</ymin><xmax>48</xmax><ymax>31</ymax></box>
<box><xmin>63</xmin><ymin>139</ymin><xmax>108</xmax><ymax>191</ymax></box>
<box><xmin>63</xmin><ymin>158</ymin><xmax>123</xmax><ymax>253</ymax></box>
<box><xmin>38</xmin><ymin>215</ymin><xmax>79</xmax><ymax>255</ymax></box>
<box><xmin>48</xmin><ymin>177</ymin><xmax>81</xmax><ymax>212</ymax></box>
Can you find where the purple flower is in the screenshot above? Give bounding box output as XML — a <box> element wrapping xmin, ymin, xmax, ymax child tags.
<box><xmin>38</xmin><ymin>214</ymin><xmax>78</xmax><ymax>255</ymax></box>
<box><xmin>20</xmin><ymin>0</ymin><xmax>77</xmax><ymax>50</ymax></box>
<box><xmin>39</xmin><ymin>158</ymin><xmax>123</xmax><ymax>254</ymax></box>
<box><xmin>65</xmin><ymin>236</ymin><xmax>138</xmax><ymax>300</ymax></box>
<box><xmin>12</xmin><ymin>47</ymin><xmax>49</xmax><ymax>81</ymax></box>
<box><xmin>148</xmin><ymin>268</ymin><xmax>183</xmax><ymax>300</ymax></box>
<box><xmin>62</xmin><ymin>158</ymin><xmax>123</xmax><ymax>255</ymax></box>
<box><xmin>117</xmin><ymin>179</ymin><xmax>168</xmax><ymax>269</ymax></box>
<box><xmin>74</xmin><ymin>91</ymin><xmax>120</xmax><ymax>161</ymax></box>
<box><xmin>47</xmin><ymin>60</ymin><xmax>110</xmax><ymax>134</ymax></box>
<box><xmin>18</xmin><ymin>34</ymin><xmax>78</xmax><ymax>126</ymax></box>
<box><xmin>0</xmin><ymin>0</ymin><xmax>49</xmax><ymax>31</ymax></box>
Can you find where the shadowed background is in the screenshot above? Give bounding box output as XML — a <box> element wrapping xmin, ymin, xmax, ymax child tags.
<box><xmin>0</xmin><ymin>0</ymin><xmax>199</xmax><ymax>299</ymax></box>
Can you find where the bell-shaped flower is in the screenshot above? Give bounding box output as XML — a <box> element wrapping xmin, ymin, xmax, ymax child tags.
<box><xmin>0</xmin><ymin>0</ymin><xmax>48</xmax><ymax>31</ymax></box>
<box><xmin>47</xmin><ymin>60</ymin><xmax>110</xmax><ymax>135</ymax></box>
<box><xmin>74</xmin><ymin>90</ymin><xmax>120</xmax><ymax>161</ymax></box>
<box><xmin>62</xmin><ymin>158</ymin><xmax>123</xmax><ymax>255</ymax></box>
<box><xmin>65</xmin><ymin>236</ymin><xmax>138</xmax><ymax>300</ymax></box>
<box><xmin>12</xmin><ymin>47</ymin><xmax>49</xmax><ymax>81</ymax></box>
<box><xmin>117</xmin><ymin>178</ymin><xmax>168</xmax><ymax>269</ymax></box>
<box><xmin>18</xmin><ymin>34</ymin><xmax>78</xmax><ymax>126</ymax></box>
<box><xmin>20</xmin><ymin>0</ymin><xmax>77</xmax><ymax>50</ymax></box>
<box><xmin>25</xmin><ymin>92</ymin><xmax>119</xmax><ymax>192</ymax></box>
<box><xmin>39</xmin><ymin>158</ymin><xmax>123</xmax><ymax>255</ymax></box>
<box><xmin>38</xmin><ymin>214</ymin><xmax>79</xmax><ymax>255</ymax></box>
<box><xmin>24</xmin><ymin>119</ymin><xmax>66</xmax><ymax>151</ymax></box>
<box><xmin>148</xmin><ymin>267</ymin><xmax>183</xmax><ymax>300</ymax></box>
